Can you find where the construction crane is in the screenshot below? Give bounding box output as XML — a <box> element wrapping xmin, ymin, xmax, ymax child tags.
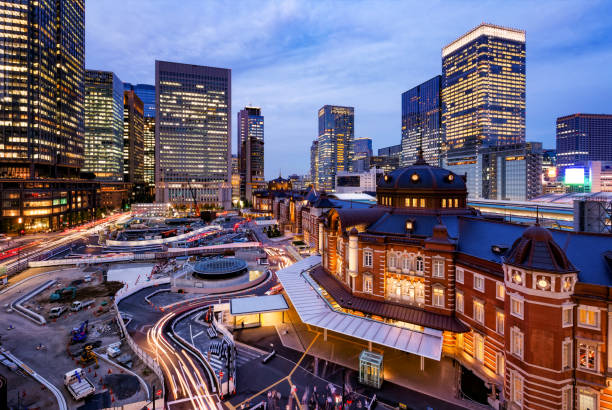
<box><xmin>187</xmin><ymin>179</ymin><xmax>200</xmax><ymax>217</ymax></box>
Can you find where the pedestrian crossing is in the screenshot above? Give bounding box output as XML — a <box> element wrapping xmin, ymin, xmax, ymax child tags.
<box><xmin>207</xmin><ymin>355</ymin><xmax>226</xmax><ymax>372</ymax></box>
<box><xmin>236</xmin><ymin>345</ymin><xmax>261</xmax><ymax>367</ymax></box>
<box><xmin>206</xmin><ymin>344</ymin><xmax>262</xmax><ymax>372</ymax></box>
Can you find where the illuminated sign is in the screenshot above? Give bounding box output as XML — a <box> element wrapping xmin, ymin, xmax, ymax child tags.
<box><xmin>564</xmin><ymin>168</ymin><xmax>585</xmax><ymax>185</ymax></box>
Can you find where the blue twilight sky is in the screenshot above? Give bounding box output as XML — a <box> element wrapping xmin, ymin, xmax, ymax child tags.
<box><xmin>85</xmin><ymin>0</ymin><xmax>612</xmax><ymax>180</ymax></box>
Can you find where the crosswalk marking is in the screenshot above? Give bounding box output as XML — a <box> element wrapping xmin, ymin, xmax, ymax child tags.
<box><xmin>236</xmin><ymin>346</ymin><xmax>261</xmax><ymax>367</ymax></box>
<box><xmin>206</xmin><ymin>345</ymin><xmax>263</xmax><ymax>372</ymax></box>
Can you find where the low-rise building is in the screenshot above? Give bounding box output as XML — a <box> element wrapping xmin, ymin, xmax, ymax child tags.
<box><xmin>279</xmin><ymin>155</ymin><xmax>612</xmax><ymax>409</ymax></box>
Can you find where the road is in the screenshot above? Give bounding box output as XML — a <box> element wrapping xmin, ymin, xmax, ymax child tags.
<box><xmin>118</xmin><ymin>270</ymin><xmax>276</xmax><ymax>410</ymax></box>
<box><xmin>0</xmin><ymin>213</ymin><xmax>129</xmax><ymax>275</ymax></box>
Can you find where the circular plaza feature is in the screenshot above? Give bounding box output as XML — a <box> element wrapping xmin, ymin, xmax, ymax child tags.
<box><xmin>192</xmin><ymin>257</ymin><xmax>248</xmax><ymax>279</ymax></box>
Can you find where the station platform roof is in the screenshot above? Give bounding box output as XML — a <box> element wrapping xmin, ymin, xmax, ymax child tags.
<box><xmin>230</xmin><ymin>294</ymin><xmax>289</xmax><ymax>315</ymax></box>
<box><xmin>276</xmin><ymin>256</ymin><xmax>443</xmax><ymax>361</ymax></box>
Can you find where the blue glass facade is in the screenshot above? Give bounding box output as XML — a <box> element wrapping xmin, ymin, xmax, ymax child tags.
<box><xmin>317</xmin><ymin>105</ymin><xmax>354</xmax><ymax>191</ymax></box>
<box><xmin>124</xmin><ymin>83</ymin><xmax>155</xmax><ymax>118</ymax></box>
<box><xmin>556</xmin><ymin>114</ymin><xmax>612</xmax><ymax>172</ymax></box>
<box><xmin>401</xmin><ymin>75</ymin><xmax>443</xmax><ymax>166</ymax></box>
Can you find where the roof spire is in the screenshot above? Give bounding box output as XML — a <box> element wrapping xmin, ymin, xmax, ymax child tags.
<box><xmin>414</xmin><ymin>146</ymin><xmax>428</xmax><ymax>165</ymax></box>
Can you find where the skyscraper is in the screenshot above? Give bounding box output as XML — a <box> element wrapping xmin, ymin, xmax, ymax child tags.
<box><xmin>353</xmin><ymin>137</ymin><xmax>373</xmax><ymax>172</ymax></box>
<box><xmin>231</xmin><ymin>154</ymin><xmax>240</xmax><ymax>205</ymax></box>
<box><xmin>310</xmin><ymin>140</ymin><xmax>319</xmax><ymax>189</ymax></box>
<box><xmin>84</xmin><ymin>70</ymin><xmax>124</xmax><ymax>181</ymax></box>
<box><xmin>155</xmin><ymin>61</ymin><xmax>231</xmax><ymax>206</ymax></box>
<box><xmin>401</xmin><ymin>76</ymin><xmax>443</xmax><ymax>166</ymax></box>
<box><xmin>123</xmin><ymin>91</ymin><xmax>144</xmax><ymax>184</ymax></box>
<box><xmin>237</xmin><ymin>107</ymin><xmax>265</xmax><ymax>202</ymax></box>
<box><xmin>556</xmin><ymin>114</ymin><xmax>612</xmax><ymax>173</ymax></box>
<box><xmin>372</xmin><ymin>144</ymin><xmax>401</xmax><ymax>174</ymax></box>
<box><xmin>124</xmin><ymin>83</ymin><xmax>155</xmax><ymax>117</ymax></box>
<box><xmin>0</xmin><ymin>0</ymin><xmax>85</xmax><ymax>179</ymax></box>
<box><xmin>124</xmin><ymin>84</ymin><xmax>155</xmax><ymax>186</ymax></box>
<box><xmin>442</xmin><ymin>24</ymin><xmax>526</xmax><ymax>153</ymax></box>
<box><xmin>317</xmin><ymin>105</ymin><xmax>354</xmax><ymax>191</ymax></box>
<box><xmin>0</xmin><ymin>1</ymin><xmax>99</xmax><ymax>232</ymax></box>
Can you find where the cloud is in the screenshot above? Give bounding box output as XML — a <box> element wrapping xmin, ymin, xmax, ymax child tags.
<box><xmin>85</xmin><ymin>0</ymin><xmax>612</xmax><ymax>179</ymax></box>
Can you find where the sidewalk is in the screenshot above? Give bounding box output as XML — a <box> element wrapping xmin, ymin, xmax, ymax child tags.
<box><xmin>274</xmin><ymin>307</ymin><xmax>489</xmax><ymax>410</ymax></box>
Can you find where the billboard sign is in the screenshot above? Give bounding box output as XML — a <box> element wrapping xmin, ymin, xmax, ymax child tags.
<box><xmin>564</xmin><ymin>168</ymin><xmax>585</xmax><ymax>185</ymax></box>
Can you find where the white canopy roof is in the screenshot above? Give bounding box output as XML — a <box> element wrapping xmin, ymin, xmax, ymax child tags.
<box><xmin>276</xmin><ymin>256</ymin><xmax>443</xmax><ymax>361</ymax></box>
<box><xmin>230</xmin><ymin>294</ymin><xmax>288</xmax><ymax>315</ymax></box>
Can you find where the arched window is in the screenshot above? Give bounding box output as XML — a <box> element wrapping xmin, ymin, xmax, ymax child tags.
<box><xmin>388</xmin><ymin>253</ymin><xmax>396</xmax><ymax>269</ymax></box>
<box><xmin>402</xmin><ymin>255</ymin><xmax>410</xmax><ymax>271</ymax></box>
<box><xmin>416</xmin><ymin>282</ymin><xmax>425</xmax><ymax>304</ymax></box>
<box><xmin>416</xmin><ymin>256</ymin><xmax>424</xmax><ymax>274</ymax></box>
<box><xmin>407</xmin><ymin>282</ymin><xmax>415</xmax><ymax>302</ymax></box>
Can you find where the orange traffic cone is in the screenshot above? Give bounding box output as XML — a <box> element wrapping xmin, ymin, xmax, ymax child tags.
<box><xmin>107</xmin><ymin>368</ymin><xmax>112</xmax><ymax>374</ymax></box>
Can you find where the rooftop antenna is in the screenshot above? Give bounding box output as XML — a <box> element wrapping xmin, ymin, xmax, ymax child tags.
<box><xmin>535</xmin><ymin>205</ymin><xmax>540</xmax><ymax>226</ymax></box>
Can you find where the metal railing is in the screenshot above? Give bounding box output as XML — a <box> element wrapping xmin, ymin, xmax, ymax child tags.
<box><xmin>114</xmin><ymin>301</ymin><xmax>165</xmax><ymax>401</ymax></box>
<box><xmin>113</xmin><ymin>278</ymin><xmax>170</xmax><ymax>402</ymax></box>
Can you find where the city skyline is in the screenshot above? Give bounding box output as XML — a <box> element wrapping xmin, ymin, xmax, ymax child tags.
<box><xmin>85</xmin><ymin>1</ymin><xmax>612</xmax><ymax>178</ymax></box>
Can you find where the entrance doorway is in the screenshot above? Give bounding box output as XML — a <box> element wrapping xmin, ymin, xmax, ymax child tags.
<box><xmin>460</xmin><ymin>366</ymin><xmax>489</xmax><ymax>405</ymax></box>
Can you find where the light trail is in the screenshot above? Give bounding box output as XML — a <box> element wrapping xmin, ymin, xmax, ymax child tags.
<box><xmin>148</xmin><ymin>310</ymin><xmax>220</xmax><ymax>409</ymax></box>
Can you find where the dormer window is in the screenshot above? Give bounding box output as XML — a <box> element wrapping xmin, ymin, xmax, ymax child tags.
<box><xmin>445</xmin><ymin>173</ymin><xmax>454</xmax><ymax>183</ymax></box>
<box><xmin>410</xmin><ymin>173</ymin><xmax>420</xmax><ymax>183</ymax></box>
<box><xmin>405</xmin><ymin>220</ymin><xmax>414</xmax><ymax>232</ymax></box>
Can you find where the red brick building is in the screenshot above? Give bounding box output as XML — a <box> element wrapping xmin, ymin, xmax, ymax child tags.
<box><xmin>283</xmin><ymin>157</ymin><xmax>612</xmax><ymax>409</ymax></box>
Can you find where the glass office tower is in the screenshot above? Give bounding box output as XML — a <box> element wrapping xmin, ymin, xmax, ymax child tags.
<box><xmin>353</xmin><ymin>137</ymin><xmax>373</xmax><ymax>172</ymax></box>
<box><xmin>401</xmin><ymin>76</ymin><xmax>443</xmax><ymax>166</ymax></box>
<box><xmin>125</xmin><ymin>83</ymin><xmax>155</xmax><ymax>186</ymax></box>
<box><xmin>84</xmin><ymin>70</ymin><xmax>124</xmax><ymax>181</ymax></box>
<box><xmin>123</xmin><ymin>91</ymin><xmax>144</xmax><ymax>184</ymax></box>
<box><xmin>310</xmin><ymin>140</ymin><xmax>319</xmax><ymax>189</ymax></box>
<box><xmin>237</xmin><ymin>107</ymin><xmax>265</xmax><ymax>202</ymax></box>
<box><xmin>124</xmin><ymin>83</ymin><xmax>156</xmax><ymax>118</ymax></box>
<box><xmin>442</xmin><ymin>24</ymin><xmax>526</xmax><ymax>152</ymax></box>
<box><xmin>556</xmin><ymin>114</ymin><xmax>612</xmax><ymax>173</ymax></box>
<box><xmin>317</xmin><ymin>105</ymin><xmax>354</xmax><ymax>191</ymax></box>
<box><xmin>0</xmin><ymin>0</ymin><xmax>85</xmax><ymax>178</ymax></box>
<box><xmin>0</xmin><ymin>0</ymin><xmax>100</xmax><ymax>232</ymax></box>
<box><xmin>155</xmin><ymin>61</ymin><xmax>231</xmax><ymax>206</ymax></box>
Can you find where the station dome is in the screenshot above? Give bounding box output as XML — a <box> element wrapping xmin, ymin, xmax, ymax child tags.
<box><xmin>505</xmin><ymin>225</ymin><xmax>576</xmax><ymax>273</ymax></box>
<box><xmin>376</xmin><ymin>151</ymin><xmax>467</xmax><ymax>210</ymax></box>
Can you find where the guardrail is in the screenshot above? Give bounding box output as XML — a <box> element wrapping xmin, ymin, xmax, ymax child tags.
<box><xmin>2</xmin><ymin>349</ymin><xmax>68</xmax><ymax>410</ymax></box>
<box><xmin>28</xmin><ymin>242</ymin><xmax>263</xmax><ymax>268</ymax></box>
<box><xmin>169</xmin><ymin>306</ymin><xmax>222</xmax><ymax>395</ymax></box>
<box><xmin>114</xmin><ymin>301</ymin><xmax>165</xmax><ymax>402</ymax></box>
<box><xmin>10</xmin><ymin>279</ymin><xmax>56</xmax><ymax>325</ymax></box>
<box><xmin>106</xmin><ymin>225</ymin><xmax>222</xmax><ymax>247</ymax></box>
<box><xmin>113</xmin><ymin>278</ymin><xmax>170</xmax><ymax>402</ymax></box>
